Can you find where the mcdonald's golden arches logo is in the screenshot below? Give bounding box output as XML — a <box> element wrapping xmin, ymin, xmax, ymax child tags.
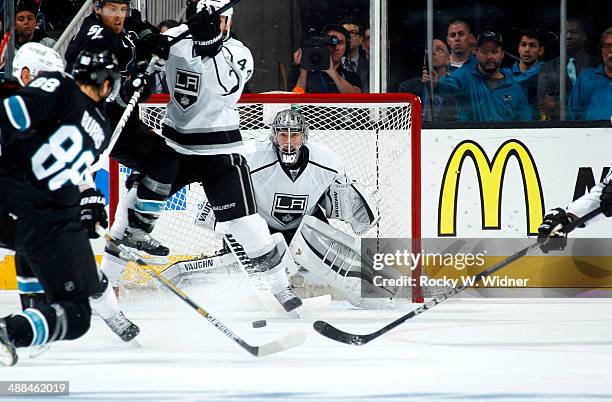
<box><xmin>438</xmin><ymin>139</ymin><xmax>544</xmax><ymax>236</ymax></box>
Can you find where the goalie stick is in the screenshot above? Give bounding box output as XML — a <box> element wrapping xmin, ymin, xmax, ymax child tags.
<box><xmin>96</xmin><ymin>226</ymin><xmax>307</xmax><ymax>357</ymax></box>
<box><xmin>313</xmin><ymin>207</ymin><xmax>602</xmax><ymax>346</ymax></box>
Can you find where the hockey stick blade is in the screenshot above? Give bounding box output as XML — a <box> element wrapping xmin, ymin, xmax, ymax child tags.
<box><xmin>314</xmin><ymin>207</ymin><xmax>602</xmax><ymax>345</ymax></box>
<box><xmin>249</xmin><ymin>331</ymin><xmax>307</xmax><ymax>357</ymax></box>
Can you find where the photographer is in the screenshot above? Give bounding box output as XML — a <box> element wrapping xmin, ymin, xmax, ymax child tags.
<box><xmin>288</xmin><ymin>24</ymin><xmax>361</xmax><ymax>93</ymax></box>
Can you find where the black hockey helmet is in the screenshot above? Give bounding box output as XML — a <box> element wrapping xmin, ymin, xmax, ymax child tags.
<box><xmin>270</xmin><ymin>109</ymin><xmax>309</xmax><ymax>166</ymax></box>
<box><xmin>71</xmin><ymin>49</ymin><xmax>121</xmax><ymax>102</ymax></box>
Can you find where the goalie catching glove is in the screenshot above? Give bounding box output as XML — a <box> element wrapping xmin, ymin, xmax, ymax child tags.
<box><xmin>80</xmin><ymin>188</ymin><xmax>108</xmax><ymax>239</ymax></box>
<box><xmin>322</xmin><ymin>175</ymin><xmax>380</xmax><ymax>235</ymax></box>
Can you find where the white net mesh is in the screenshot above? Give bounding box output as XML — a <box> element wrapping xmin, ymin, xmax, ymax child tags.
<box><xmin>115</xmin><ymin>95</ymin><xmax>418</xmax><ymax>295</ymax></box>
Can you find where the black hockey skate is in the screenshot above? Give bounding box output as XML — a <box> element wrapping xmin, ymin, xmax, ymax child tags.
<box><xmin>103</xmin><ymin>312</ymin><xmax>140</xmax><ymax>342</ymax></box>
<box><xmin>0</xmin><ymin>319</ymin><xmax>17</xmax><ymax>366</ymax></box>
<box><xmin>273</xmin><ymin>287</ymin><xmax>303</xmax><ymax>312</ymax></box>
<box><xmin>115</xmin><ymin>227</ymin><xmax>170</xmax><ymax>265</ymax></box>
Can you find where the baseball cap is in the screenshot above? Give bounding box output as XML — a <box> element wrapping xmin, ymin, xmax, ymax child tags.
<box><xmin>477</xmin><ymin>30</ymin><xmax>503</xmax><ymax>47</ymax></box>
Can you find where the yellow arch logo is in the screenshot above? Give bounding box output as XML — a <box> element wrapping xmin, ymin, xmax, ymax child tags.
<box><xmin>438</xmin><ymin>139</ymin><xmax>544</xmax><ymax>236</ymax></box>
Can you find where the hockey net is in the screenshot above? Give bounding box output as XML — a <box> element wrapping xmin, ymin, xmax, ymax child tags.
<box><xmin>108</xmin><ymin>93</ymin><xmax>422</xmax><ymax>302</ymax></box>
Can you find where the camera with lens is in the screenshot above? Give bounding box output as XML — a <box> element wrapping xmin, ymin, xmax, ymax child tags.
<box><xmin>300</xmin><ymin>34</ymin><xmax>339</xmax><ymax>71</ymax></box>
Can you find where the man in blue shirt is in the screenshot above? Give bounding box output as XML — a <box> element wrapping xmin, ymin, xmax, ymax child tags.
<box><xmin>502</xmin><ymin>29</ymin><xmax>544</xmax><ymax>120</ymax></box>
<box><xmin>425</xmin><ymin>30</ymin><xmax>531</xmax><ymax>122</ymax></box>
<box><xmin>568</xmin><ymin>27</ymin><xmax>612</xmax><ymax>121</ymax></box>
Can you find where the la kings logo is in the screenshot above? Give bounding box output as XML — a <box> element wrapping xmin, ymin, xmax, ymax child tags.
<box><xmin>173</xmin><ymin>69</ymin><xmax>201</xmax><ymax>112</ymax></box>
<box><xmin>272</xmin><ymin>193</ymin><xmax>308</xmax><ymax>226</ymax></box>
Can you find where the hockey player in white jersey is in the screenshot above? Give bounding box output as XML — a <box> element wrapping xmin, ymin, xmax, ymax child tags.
<box><xmin>114</xmin><ymin>0</ymin><xmax>303</xmax><ymax>313</ymax></box>
<box><xmin>537</xmin><ymin>170</ymin><xmax>610</xmax><ymax>247</ymax></box>
<box><xmin>170</xmin><ymin>109</ymin><xmax>392</xmax><ymax>307</ymax></box>
<box><xmin>7</xmin><ymin>43</ymin><xmax>140</xmax><ymax>342</ymax></box>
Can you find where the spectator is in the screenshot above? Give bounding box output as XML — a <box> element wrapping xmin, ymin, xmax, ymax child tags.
<box><xmin>446</xmin><ymin>20</ymin><xmax>476</xmax><ymax>72</ymax></box>
<box><xmin>14</xmin><ymin>0</ymin><xmax>55</xmax><ymax>49</ymax></box>
<box><xmin>426</xmin><ymin>30</ymin><xmax>531</xmax><ymax>122</ymax></box>
<box><xmin>398</xmin><ymin>39</ymin><xmax>455</xmax><ymax>121</ymax></box>
<box><xmin>502</xmin><ymin>28</ymin><xmax>545</xmax><ymax>119</ymax></box>
<box><xmin>537</xmin><ymin>19</ymin><xmax>600</xmax><ymax>120</ymax></box>
<box><xmin>289</xmin><ymin>24</ymin><xmax>361</xmax><ymax>93</ymax></box>
<box><xmin>340</xmin><ymin>17</ymin><xmax>369</xmax><ymax>92</ymax></box>
<box><xmin>363</xmin><ymin>27</ymin><xmax>370</xmax><ymax>61</ymax></box>
<box><xmin>567</xmin><ymin>27</ymin><xmax>612</xmax><ymax>121</ymax></box>
<box><xmin>157</xmin><ymin>19</ymin><xmax>180</xmax><ymax>34</ymax></box>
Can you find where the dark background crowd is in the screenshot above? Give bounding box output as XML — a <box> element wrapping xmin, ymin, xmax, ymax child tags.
<box><xmin>1</xmin><ymin>0</ymin><xmax>610</xmax><ymax>123</ymax></box>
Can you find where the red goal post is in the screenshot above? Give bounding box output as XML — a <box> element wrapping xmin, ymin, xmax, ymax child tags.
<box><xmin>108</xmin><ymin>92</ymin><xmax>423</xmax><ymax>301</ymax></box>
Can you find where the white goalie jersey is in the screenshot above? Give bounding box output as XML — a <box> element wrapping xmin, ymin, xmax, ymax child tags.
<box><xmin>161</xmin><ymin>25</ymin><xmax>254</xmax><ymax>155</ymax></box>
<box><xmin>246</xmin><ymin>140</ymin><xmax>344</xmax><ymax>231</ymax></box>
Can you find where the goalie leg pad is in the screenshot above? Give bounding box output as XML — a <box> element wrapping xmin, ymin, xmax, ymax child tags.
<box><xmin>290</xmin><ymin>216</ymin><xmax>363</xmax><ymax>306</ymax></box>
<box><xmin>290</xmin><ymin>217</ymin><xmax>399</xmax><ymax>306</ymax></box>
<box><xmin>160</xmin><ymin>252</ymin><xmax>240</xmax><ymax>286</ymax></box>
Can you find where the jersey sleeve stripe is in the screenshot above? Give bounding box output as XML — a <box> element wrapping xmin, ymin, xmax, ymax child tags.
<box><xmin>3</xmin><ymin>96</ymin><xmax>31</xmax><ymax>131</ymax></box>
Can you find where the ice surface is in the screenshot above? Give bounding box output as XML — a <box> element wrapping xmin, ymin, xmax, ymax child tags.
<box><xmin>1</xmin><ymin>290</ymin><xmax>612</xmax><ymax>402</ymax></box>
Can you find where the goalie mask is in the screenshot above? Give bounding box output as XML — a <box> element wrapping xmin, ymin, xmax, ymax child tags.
<box><xmin>12</xmin><ymin>42</ymin><xmax>65</xmax><ymax>87</ymax></box>
<box><xmin>270</xmin><ymin>109</ymin><xmax>309</xmax><ymax>167</ymax></box>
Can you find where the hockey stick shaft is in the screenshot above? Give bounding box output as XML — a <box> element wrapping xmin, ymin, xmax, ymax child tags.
<box><xmin>89</xmin><ymin>56</ymin><xmax>159</xmax><ymax>172</ymax></box>
<box><xmin>95</xmin><ymin>226</ymin><xmax>305</xmax><ymax>356</ymax></box>
<box><xmin>314</xmin><ymin>207</ymin><xmax>602</xmax><ymax>345</ymax></box>
<box><xmin>168</xmin><ymin>0</ymin><xmax>244</xmax><ymax>46</ymax></box>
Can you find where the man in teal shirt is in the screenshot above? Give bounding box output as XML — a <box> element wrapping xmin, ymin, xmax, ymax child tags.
<box><xmin>425</xmin><ymin>31</ymin><xmax>531</xmax><ymax>122</ymax></box>
<box><xmin>568</xmin><ymin>27</ymin><xmax>612</xmax><ymax>121</ymax></box>
<box><xmin>502</xmin><ymin>28</ymin><xmax>545</xmax><ymax>120</ymax></box>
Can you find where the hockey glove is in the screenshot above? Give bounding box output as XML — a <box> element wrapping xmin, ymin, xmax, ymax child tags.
<box><xmin>139</xmin><ymin>32</ymin><xmax>170</xmax><ymax>60</ymax></box>
<box><xmin>80</xmin><ymin>188</ymin><xmax>108</xmax><ymax>239</ymax></box>
<box><xmin>118</xmin><ymin>72</ymin><xmax>152</xmax><ymax>107</ymax></box>
<box><xmin>600</xmin><ymin>181</ymin><xmax>612</xmax><ymax>217</ymax></box>
<box><xmin>186</xmin><ymin>3</ymin><xmax>223</xmax><ymax>58</ymax></box>
<box><xmin>537</xmin><ymin>208</ymin><xmax>572</xmax><ymax>253</ymax></box>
